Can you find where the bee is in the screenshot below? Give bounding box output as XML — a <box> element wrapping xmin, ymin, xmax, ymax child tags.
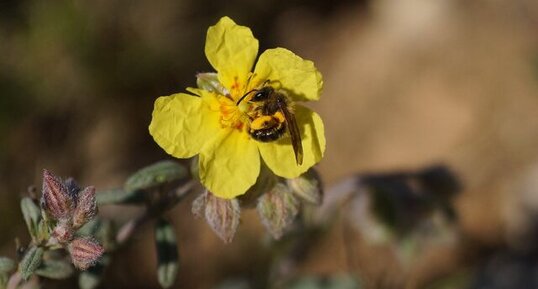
<box><xmin>237</xmin><ymin>85</ymin><xmax>304</xmax><ymax>165</ymax></box>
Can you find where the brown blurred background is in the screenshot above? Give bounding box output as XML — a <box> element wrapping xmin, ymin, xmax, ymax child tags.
<box><xmin>1</xmin><ymin>0</ymin><xmax>538</xmax><ymax>288</ymax></box>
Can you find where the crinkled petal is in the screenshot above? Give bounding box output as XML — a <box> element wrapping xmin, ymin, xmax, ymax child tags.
<box><xmin>149</xmin><ymin>92</ymin><xmax>221</xmax><ymax>158</ymax></box>
<box><xmin>258</xmin><ymin>105</ymin><xmax>325</xmax><ymax>178</ymax></box>
<box><xmin>253</xmin><ymin>48</ymin><xmax>323</xmax><ymax>101</ymax></box>
<box><xmin>199</xmin><ymin>130</ymin><xmax>260</xmax><ymax>199</ymax></box>
<box><xmin>205</xmin><ymin>17</ymin><xmax>259</xmax><ymax>94</ymax></box>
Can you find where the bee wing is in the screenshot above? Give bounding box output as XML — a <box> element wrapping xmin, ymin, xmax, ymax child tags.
<box><xmin>280</xmin><ymin>105</ymin><xmax>303</xmax><ymax>165</ymax></box>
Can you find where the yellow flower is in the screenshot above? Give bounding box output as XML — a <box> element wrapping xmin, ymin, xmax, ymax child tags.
<box><xmin>149</xmin><ymin>16</ymin><xmax>325</xmax><ymax>199</ymax></box>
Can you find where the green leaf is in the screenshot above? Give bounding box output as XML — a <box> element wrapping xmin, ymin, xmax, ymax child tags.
<box><xmin>35</xmin><ymin>259</ymin><xmax>74</xmax><ymax>279</ymax></box>
<box><xmin>125</xmin><ymin>160</ymin><xmax>187</xmax><ymax>192</ymax></box>
<box><xmin>155</xmin><ymin>219</ymin><xmax>179</xmax><ymax>289</ymax></box>
<box><xmin>20</xmin><ymin>246</ymin><xmax>44</xmax><ymax>280</ymax></box>
<box><xmin>78</xmin><ymin>255</ymin><xmax>110</xmax><ymax>289</ymax></box>
<box><xmin>0</xmin><ymin>257</ymin><xmax>15</xmax><ymax>274</ymax></box>
<box><xmin>20</xmin><ymin>198</ymin><xmax>42</xmax><ymax>238</ymax></box>
<box><xmin>96</xmin><ymin>188</ymin><xmax>146</xmax><ymax>205</ymax></box>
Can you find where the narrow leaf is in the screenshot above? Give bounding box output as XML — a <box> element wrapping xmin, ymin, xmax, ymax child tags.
<box><xmin>257</xmin><ymin>183</ymin><xmax>299</xmax><ymax>239</ymax></box>
<box><xmin>155</xmin><ymin>219</ymin><xmax>179</xmax><ymax>289</ymax></box>
<box><xmin>20</xmin><ymin>198</ymin><xmax>41</xmax><ymax>238</ymax></box>
<box><xmin>20</xmin><ymin>246</ymin><xmax>44</xmax><ymax>280</ymax></box>
<box><xmin>35</xmin><ymin>259</ymin><xmax>74</xmax><ymax>279</ymax></box>
<box><xmin>96</xmin><ymin>188</ymin><xmax>145</xmax><ymax>205</ymax></box>
<box><xmin>204</xmin><ymin>192</ymin><xmax>240</xmax><ymax>243</ymax></box>
<box><xmin>124</xmin><ymin>161</ymin><xmax>187</xmax><ymax>192</ymax></box>
<box><xmin>0</xmin><ymin>257</ymin><xmax>15</xmax><ymax>274</ymax></box>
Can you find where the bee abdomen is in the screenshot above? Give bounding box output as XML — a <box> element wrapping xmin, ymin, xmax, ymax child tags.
<box><xmin>250</xmin><ymin>123</ymin><xmax>286</xmax><ymax>142</ymax></box>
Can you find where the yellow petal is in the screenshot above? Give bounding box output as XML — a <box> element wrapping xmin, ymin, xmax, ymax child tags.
<box><xmin>149</xmin><ymin>92</ymin><xmax>221</xmax><ymax>158</ymax></box>
<box><xmin>205</xmin><ymin>17</ymin><xmax>259</xmax><ymax>94</ymax></box>
<box><xmin>253</xmin><ymin>48</ymin><xmax>323</xmax><ymax>101</ymax></box>
<box><xmin>199</xmin><ymin>130</ymin><xmax>260</xmax><ymax>199</ymax></box>
<box><xmin>258</xmin><ymin>105</ymin><xmax>325</xmax><ymax>178</ymax></box>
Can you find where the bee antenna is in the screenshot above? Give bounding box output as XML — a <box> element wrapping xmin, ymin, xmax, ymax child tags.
<box><xmin>236</xmin><ymin>89</ymin><xmax>257</xmax><ymax>105</ymax></box>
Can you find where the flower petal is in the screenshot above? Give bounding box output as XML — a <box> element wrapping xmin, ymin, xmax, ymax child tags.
<box><xmin>253</xmin><ymin>48</ymin><xmax>323</xmax><ymax>101</ymax></box>
<box><xmin>205</xmin><ymin>17</ymin><xmax>259</xmax><ymax>94</ymax></box>
<box><xmin>149</xmin><ymin>92</ymin><xmax>221</xmax><ymax>158</ymax></box>
<box><xmin>199</xmin><ymin>130</ymin><xmax>260</xmax><ymax>199</ymax></box>
<box><xmin>258</xmin><ymin>105</ymin><xmax>325</xmax><ymax>178</ymax></box>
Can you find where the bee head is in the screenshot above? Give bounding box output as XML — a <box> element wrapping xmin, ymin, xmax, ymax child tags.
<box><xmin>237</xmin><ymin>85</ymin><xmax>273</xmax><ymax>105</ymax></box>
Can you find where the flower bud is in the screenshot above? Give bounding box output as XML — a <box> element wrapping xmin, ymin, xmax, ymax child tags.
<box><xmin>68</xmin><ymin>238</ymin><xmax>104</xmax><ymax>270</ymax></box>
<box><xmin>41</xmin><ymin>170</ymin><xmax>74</xmax><ymax>220</ymax></box>
<box><xmin>287</xmin><ymin>169</ymin><xmax>323</xmax><ymax>205</ymax></box>
<box><xmin>204</xmin><ymin>191</ymin><xmax>240</xmax><ymax>243</ymax></box>
<box><xmin>257</xmin><ymin>183</ymin><xmax>299</xmax><ymax>240</ymax></box>
<box><xmin>72</xmin><ymin>186</ymin><xmax>97</xmax><ymax>229</ymax></box>
<box><xmin>52</xmin><ymin>220</ymin><xmax>74</xmax><ymax>244</ymax></box>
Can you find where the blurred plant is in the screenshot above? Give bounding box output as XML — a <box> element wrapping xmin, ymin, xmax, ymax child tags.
<box><xmin>0</xmin><ymin>170</ymin><xmax>103</xmax><ymax>289</ymax></box>
<box><xmin>344</xmin><ymin>166</ymin><xmax>461</xmax><ymax>263</ymax></box>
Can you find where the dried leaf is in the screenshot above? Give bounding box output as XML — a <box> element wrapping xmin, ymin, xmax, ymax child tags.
<box><xmin>205</xmin><ymin>193</ymin><xmax>240</xmax><ymax>243</ymax></box>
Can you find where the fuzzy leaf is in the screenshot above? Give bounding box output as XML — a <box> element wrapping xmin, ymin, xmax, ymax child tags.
<box><xmin>35</xmin><ymin>259</ymin><xmax>74</xmax><ymax>279</ymax></box>
<box><xmin>20</xmin><ymin>246</ymin><xmax>44</xmax><ymax>280</ymax></box>
<box><xmin>257</xmin><ymin>183</ymin><xmax>299</xmax><ymax>239</ymax></box>
<box><xmin>96</xmin><ymin>188</ymin><xmax>146</xmax><ymax>205</ymax></box>
<box><xmin>155</xmin><ymin>219</ymin><xmax>179</xmax><ymax>289</ymax></box>
<box><xmin>124</xmin><ymin>161</ymin><xmax>187</xmax><ymax>192</ymax></box>
<box><xmin>20</xmin><ymin>198</ymin><xmax>41</xmax><ymax>238</ymax></box>
<box><xmin>0</xmin><ymin>257</ymin><xmax>15</xmax><ymax>274</ymax></box>
<box><xmin>204</xmin><ymin>192</ymin><xmax>240</xmax><ymax>243</ymax></box>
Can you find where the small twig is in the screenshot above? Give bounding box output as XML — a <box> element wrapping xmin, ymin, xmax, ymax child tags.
<box><xmin>7</xmin><ymin>272</ymin><xmax>22</xmax><ymax>289</ymax></box>
<box><xmin>115</xmin><ymin>180</ymin><xmax>196</xmax><ymax>246</ymax></box>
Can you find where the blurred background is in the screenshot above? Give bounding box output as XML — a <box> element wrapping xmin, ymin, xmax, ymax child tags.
<box><xmin>1</xmin><ymin>0</ymin><xmax>538</xmax><ymax>288</ymax></box>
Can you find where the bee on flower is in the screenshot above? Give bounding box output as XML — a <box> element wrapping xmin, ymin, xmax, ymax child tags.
<box><xmin>149</xmin><ymin>16</ymin><xmax>325</xmax><ymax>199</ymax></box>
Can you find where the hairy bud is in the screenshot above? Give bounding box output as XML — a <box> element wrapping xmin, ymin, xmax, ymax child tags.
<box><xmin>68</xmin><ymin>238</ymin><xmax>104</xmax><ymax>270</ymax></box>
<box><xmin>257</xmin><ymin>183</ymin><xmax>299</xmax><ymax>239</ymax></box>
<box><xmin>52</xmin><ymin>220</ymin><xmax>75</xmax><ymax>244</ymax></box>
<box><xmin>41</xmin><ymin>170</ymin><xmax>74</xmax><ymax>220</ymax></box>
<box><xmin>287</xmin><ymin>169</ymin><xmax>323</xmax><ymax>205</ymax></box>
<box><xmin>204</xmin><ymin>191</ymin><xmax>240</xmax><ymax>243</ymax></box>
<box><xmin>72</xmin><ymin>186</ymin><xmax>97</xmax><ymax>229</ymax></box>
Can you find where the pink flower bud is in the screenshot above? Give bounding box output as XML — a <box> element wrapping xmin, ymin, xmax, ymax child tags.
<box><xmin>72</xmin><ymin>186</ymin><xmax>97</xmax><ymax>229</ymax></box>
<box><xmin>68</xmin><ymin>237</ymin><xmax>104</xmax><ymax>270</ymax></box>
<box><xmin>52</xmin><ymin>220</ymin><xmax>75</xmax><ymax>244</ymax></box>
<box><xmin>41</xmin><ymin>170</ymin><xmax>74</xmax><ymax>220</ymax></box>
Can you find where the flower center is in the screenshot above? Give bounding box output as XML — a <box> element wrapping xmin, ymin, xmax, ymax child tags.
<box><xmin>217</xmin><ymin>96</ymin><xmax>247</xmax><ymax>131</ymax></box>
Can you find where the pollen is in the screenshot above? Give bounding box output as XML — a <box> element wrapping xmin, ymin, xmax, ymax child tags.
<box><xmin>218</xmin><ymin>96</ymin><xmax>246</xmax><ymax>131</ymax></box>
